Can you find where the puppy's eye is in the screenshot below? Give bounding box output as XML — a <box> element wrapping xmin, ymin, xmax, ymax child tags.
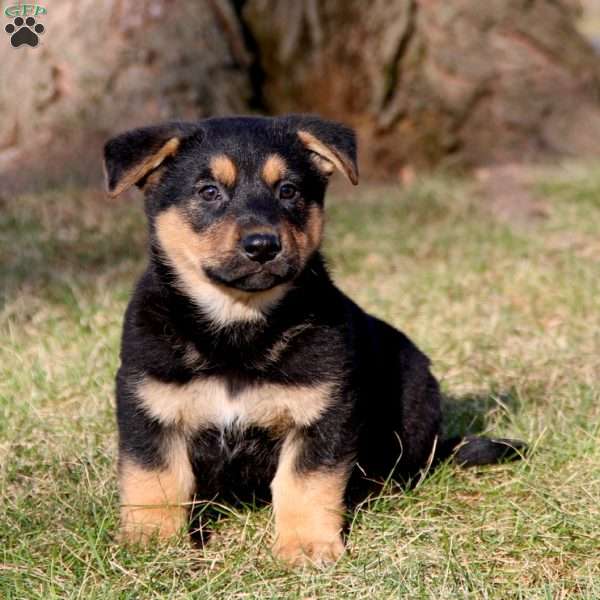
<box><xmin>279</xmin><ymin>183</ymin><xmax>298</xmax><ymax>200</ymax></box>
<box><xmin>198</xmin><ymin>185</ymin><xmax>221</xmax><ymax>202</ymax></box>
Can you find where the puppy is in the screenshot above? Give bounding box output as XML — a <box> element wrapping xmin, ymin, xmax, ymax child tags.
<box><xmin>103</xmin><ymin>115</ymin><xmax>525</xmax><ymax>566</ymax></box>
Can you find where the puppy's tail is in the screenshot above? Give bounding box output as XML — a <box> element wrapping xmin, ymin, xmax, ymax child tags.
<box><xmin>435</xmin><ymin>435</ymin><xmax>528</xmax><ymax>467</ymax></box>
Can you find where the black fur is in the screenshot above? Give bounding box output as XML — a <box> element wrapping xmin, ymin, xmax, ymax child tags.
<box><xmin>105</xmin><ymin>114</ymin><xmax>526</xmax><ymax>541</ymax></box>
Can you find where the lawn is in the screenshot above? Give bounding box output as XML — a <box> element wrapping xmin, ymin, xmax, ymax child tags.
<box><xmin>1</xmin><ymin>163</ymin><xmax>599</xmax><ymax>598</ymax></box>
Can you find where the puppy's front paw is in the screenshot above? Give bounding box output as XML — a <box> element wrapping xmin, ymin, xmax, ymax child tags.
<box><xmin>273</xmin><ymin>535</ymin><xmax>344</xmax><ymax>567</ymax></box>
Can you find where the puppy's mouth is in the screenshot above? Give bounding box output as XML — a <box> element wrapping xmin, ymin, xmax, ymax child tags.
<box><xmin>204</xmin><ymin>259</ymin><xmax>298</xmax><ymax>292</ymax></box>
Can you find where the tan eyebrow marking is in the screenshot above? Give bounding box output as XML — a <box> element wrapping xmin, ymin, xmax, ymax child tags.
<box><xmin>262</xmin><ymin>154</ymin><xmax>287</xmax><ymax>186</ymax></box>
<box><xmin>209</xmin><ymin>154</ymin><xmax>237</xmax><ymax>187</ymax></box>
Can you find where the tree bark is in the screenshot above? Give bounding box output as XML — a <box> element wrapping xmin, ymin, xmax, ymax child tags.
<box><xmin>0</xmin><ymin>0</ymin><xmax>251</xmax><ymax>180</ymax></box>
<box><xmin>243</xmin><ymin>0</ymin><xmax>600</xmax><ymax>174</ymax></box>
<box><xmin>1</xmin><ymin>0</ymin><xmax>599</xmax><ymax>181</ymax></box>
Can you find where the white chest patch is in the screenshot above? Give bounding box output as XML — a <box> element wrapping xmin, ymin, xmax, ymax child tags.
<box><xmin>136</xmin><ymin>375</ymin><xmax>335</xmax><ymax>433</ymax></box>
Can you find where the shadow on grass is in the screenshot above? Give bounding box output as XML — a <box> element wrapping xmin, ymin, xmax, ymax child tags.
<box><xmin>441</xmin><ymin>389</ymin><xmax>523</xmax><ymax>439</ymax></box>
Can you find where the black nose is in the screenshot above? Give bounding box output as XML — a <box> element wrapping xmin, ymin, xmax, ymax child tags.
<box><xmin>242</xmin><ymin>232</ymin><xmax>282</xmax><ymax>264</ymax></box>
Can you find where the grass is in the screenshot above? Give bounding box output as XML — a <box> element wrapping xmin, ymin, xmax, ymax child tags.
<box><xmin>1</xmin><ymin>163</ymin><xmax>599</xmax><ymax>598</ymax></box>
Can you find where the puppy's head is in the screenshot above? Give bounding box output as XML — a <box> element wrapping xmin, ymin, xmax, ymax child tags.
<box><xmin>103</xmin><ymin>115</ymin><xmax>358</xmax><ymax>321</ymax></box>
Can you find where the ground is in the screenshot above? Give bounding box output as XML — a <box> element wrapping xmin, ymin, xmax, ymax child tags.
<box><xmin>1</xmin><ymin>163</ymin><xmax>599</xmax><ymax>598</ymax></box>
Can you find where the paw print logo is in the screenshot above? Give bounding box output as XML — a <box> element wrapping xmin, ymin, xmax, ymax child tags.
<box><xmin>5</xmin><ymin>16</ymin><xmax>45</xmax><ymax>48</ymax></box>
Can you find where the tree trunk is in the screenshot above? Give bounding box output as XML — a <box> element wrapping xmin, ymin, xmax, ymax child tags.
<box><xmin>243</xmin><ymin>0</ymin><xmax>600</xmax><ymax>174</ymax></box>
<box><xmin>1</xmin><ymin>0</ymin><xmax>599</xmax><ymax>182</ymax></box>
<box><xmin>0</xmin><ymin>0</ymin><xmax>252</xmax><ymax>181</ymax></box>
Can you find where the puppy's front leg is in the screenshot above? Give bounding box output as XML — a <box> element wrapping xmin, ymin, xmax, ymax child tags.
<box><xmin>119</xmin><ymin>436</ymin><xmax>194</xmax><ymax>544</ymax></box>
<box><xmin>271</xmin><ymin>434</ymin><xmax>350</xmax><ymax>566</ymax></box>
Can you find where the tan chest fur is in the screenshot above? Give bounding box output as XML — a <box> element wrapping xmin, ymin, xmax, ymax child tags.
<box><xmin>136</xmin><ymin>375</ymin><xmax>336</xmax><ymax>433</ymax></box>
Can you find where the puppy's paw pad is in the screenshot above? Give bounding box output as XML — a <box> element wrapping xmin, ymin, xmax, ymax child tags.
<box><xmin>273</xmin><ymin>537</ymin><xmax>344</xmax><ymax>567</ymax></box>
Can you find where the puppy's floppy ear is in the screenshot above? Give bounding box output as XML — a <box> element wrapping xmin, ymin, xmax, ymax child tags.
<box><xmin>285</xmin><ymin>114</ymin><xmax>359</xmax><ymax>185</ymax></box>
<box><xmin>103</xmin><ymin>122</ymin><xmax>198</xmax><ymax>197</ymax></box>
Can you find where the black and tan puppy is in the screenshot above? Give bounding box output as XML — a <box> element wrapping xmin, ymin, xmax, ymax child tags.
<box><xmin>104</xmin><ymin>115</ymin><xmax>524</xmax><ymax>566</ymax></box>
